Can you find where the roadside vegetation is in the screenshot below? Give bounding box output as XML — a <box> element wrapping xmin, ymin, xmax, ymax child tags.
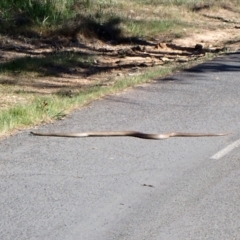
<box><xmin>0</xmin><ymin>0</ymin><xmax>240</xmax><ymax>137</ymax></box>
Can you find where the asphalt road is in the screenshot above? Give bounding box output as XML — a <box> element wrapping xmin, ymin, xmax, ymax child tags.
<box><xmin>1</xmin><ymin>52</ymin><xmax>240</xmax><ymax>240</ymax></box>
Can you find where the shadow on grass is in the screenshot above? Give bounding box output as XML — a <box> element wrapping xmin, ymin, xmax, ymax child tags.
<box><xmin>0</xmin><ymin>11</ymin><xmax>218</xmax><ymax>94</ymax></box>
<box><xmin>0</xmin><ymin>12</ymin><xmax>159</xmax><ymax>91</ymax></box>
<box><xmin>0</xmin><ymin>51</ymin><xmax>94</xmax><ymax>77</ymax></box>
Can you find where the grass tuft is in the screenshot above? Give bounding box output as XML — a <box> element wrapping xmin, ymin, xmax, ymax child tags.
<box><xmin>0</xmin><ymin>0</ymin><xmax>75</xmax><ymax>27</ymax></box>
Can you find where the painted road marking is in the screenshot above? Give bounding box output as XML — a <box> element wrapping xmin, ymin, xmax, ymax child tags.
<box><xmin>211</xmin><ymin>139</ymin><xmax>240</xmax><ymax>160</ymax></box>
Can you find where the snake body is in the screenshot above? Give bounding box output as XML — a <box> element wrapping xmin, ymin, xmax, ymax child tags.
<box><xmin>30</xmin><ymin>131</ymin><xmax>228</xmax><ymax>140</ymax></box>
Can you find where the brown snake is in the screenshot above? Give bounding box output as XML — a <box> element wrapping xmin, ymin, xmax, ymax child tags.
<box><xmin>30</xmin><ymin>131</ymin><xmax>229</xmax><ymax>140</ymax></box>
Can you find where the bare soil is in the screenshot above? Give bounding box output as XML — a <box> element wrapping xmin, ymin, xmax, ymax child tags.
<box><xmin>0</xmin><ymin>7</ymin><xmax>240</xmax><ymax>109</ymax></box>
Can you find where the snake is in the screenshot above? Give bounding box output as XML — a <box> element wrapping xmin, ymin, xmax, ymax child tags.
<box><xmin>30</xmin><ymin>131</ymin><xmax>229</xmax><ymax>140</ymax></box>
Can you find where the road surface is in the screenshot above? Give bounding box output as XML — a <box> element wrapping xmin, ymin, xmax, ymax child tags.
<box><xmin>1</xmin><ymin>52</ymin><xmax>240</xmax><ymax>239</ymax></box>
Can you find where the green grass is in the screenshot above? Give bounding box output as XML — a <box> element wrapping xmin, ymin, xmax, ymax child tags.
<box><xmin>0</xmin><ymin>64</ymin><xmax>173</xmax><ymax>135</ymax></box>
<box><xmin>124</xmin><ymin>18</ymin><xmax>187</xmax><ymax>38</ymax></box>
<box><xmin>0</xmin><ymin>0</ymin><xmax>75</xmax><ymax>26</ymax></box>
<box><xmin>0</xmin><ymin>0</ymin><xmax>188</xmax><ymax>37</ymax></box>
<box><xmin>0</xmin><ymin>54</ymin><xmax>217</xmax><ymax>137</ymax></box>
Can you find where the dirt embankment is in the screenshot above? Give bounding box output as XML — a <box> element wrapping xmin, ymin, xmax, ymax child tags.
<box><xmin>0</xmin><ymin>6</ymin><xmax>240</xmax><ymax>109</ymax></box>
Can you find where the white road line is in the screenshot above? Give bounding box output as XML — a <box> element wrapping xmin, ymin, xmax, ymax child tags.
<box><xmin>210</xmin><ymin>139</ymin><xmax>240</xmax><ymax>160</ymax></box>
